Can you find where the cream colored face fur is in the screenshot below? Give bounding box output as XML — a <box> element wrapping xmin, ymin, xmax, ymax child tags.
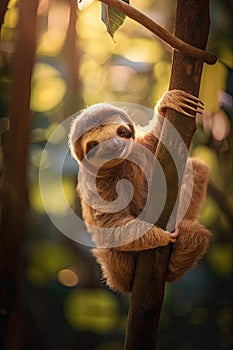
<box><xmin>81</xmin><ymin>123</ymin><xmax>134</xmax><ymax>169</ymax></box>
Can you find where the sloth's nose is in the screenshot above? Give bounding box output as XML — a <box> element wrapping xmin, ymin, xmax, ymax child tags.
<box><xmin>104</xmin><ymin>137</ymin><xmax>124</xmax><ymax>153</ymax></box>
<box><xmin>112</xmin><ymin>138</ymin><xmax>121</xmax><ymax>149</ymax></box>
<box><xmin>106</xmin><ymin>138</ymin><xmax>121</xmax><ymax>151</ymax></box>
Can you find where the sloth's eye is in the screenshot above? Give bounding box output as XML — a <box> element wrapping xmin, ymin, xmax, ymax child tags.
<box><xmin>86</xmin><ymin>141</ymin><xmax>99</xmax><ymax>155</ymax></box>
<box><xmin>117</xmin><ymin>126</ymin><xmax>132</xmax><ymax>138</ymax></box>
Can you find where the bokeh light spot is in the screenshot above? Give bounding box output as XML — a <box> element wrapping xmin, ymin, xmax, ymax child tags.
<box><xmin>30</xmin><ymin>63</ymin><xmax>67</xmax><ymax>112</ymax></box>
<box><xmin>57</xmin><ymin>268</ymin><xmax>79</xmax><ymax>287</ymax></box>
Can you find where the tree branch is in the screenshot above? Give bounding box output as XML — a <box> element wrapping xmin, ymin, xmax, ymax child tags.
<box><xmin>124</xmin><ymin>1</ymin><xmax>212</xmax><ymax>349</ymax></box>
<box><xmin>99</xmin><ymin>0</ymin><xmax>216</xmax><ymax>65</ymax></box>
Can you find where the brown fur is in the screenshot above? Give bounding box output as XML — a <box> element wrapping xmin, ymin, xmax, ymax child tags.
<box><xmin>69</xmin><ymin>96</ymin><xmax>211</xmax><ymax>293</ymax></box>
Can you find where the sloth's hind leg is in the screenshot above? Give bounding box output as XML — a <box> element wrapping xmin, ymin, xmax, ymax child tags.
<box><xmin>93</xmin><ymin>248</ymin><xmax>137</xmax><ymax>293</ymax></box>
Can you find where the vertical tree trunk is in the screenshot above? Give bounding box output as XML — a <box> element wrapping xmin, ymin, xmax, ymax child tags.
<box><xmin>124</xmin><ymin>1</ymin><xmax>211</xmax><ymax>349</ymax></box>
<box><xmin>0</xmin><ymin>0</ymin><xmax>9</xmax><ymax>29</ymax></box>
<box><xmin>63</xmin><ymin>0</ymin><xmax>84</xmax><ymax>116</ymax></box>
<box><xmin>0</xmin><ymin>0</ymin><xmax>38</xmax><ymax>348</ymax></box>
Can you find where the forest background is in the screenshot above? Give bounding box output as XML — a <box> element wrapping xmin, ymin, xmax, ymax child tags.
<box><xmin>0</xmin><ymin>0</ymin><xmax>232</xmax><ymax>349</ymax></box>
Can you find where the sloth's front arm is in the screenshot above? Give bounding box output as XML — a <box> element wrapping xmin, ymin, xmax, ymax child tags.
<box><xmin>84</xmin><ymin>206</ymin><xmax>178</xmax><ymax>251</ymax></box>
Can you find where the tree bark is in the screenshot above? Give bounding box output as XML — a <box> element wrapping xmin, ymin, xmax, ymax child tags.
<box><xmin>124</xmin><ymin>1</ymin><xmax>212</xmax><ymax>349</ymax></box>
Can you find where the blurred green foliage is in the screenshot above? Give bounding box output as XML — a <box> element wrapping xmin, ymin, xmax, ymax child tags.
<box><xmin>0</xmin><ymin>0</ymin><xmax>232</xmax><ymax>349</ymax></box>
<box><xmin>64</xmin><ymin>288</ymin><xmax>121</xmax><ymax>333</ymax></box>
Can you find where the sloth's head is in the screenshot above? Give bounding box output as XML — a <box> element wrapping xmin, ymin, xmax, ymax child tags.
<box><xmin>69</xmin><ymin>103</ymin><xmax>135</xmax><ymax>171</ymax></box>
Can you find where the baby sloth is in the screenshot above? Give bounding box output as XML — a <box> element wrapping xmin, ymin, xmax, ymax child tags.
<box><xmin>69</xmin><ymin>89</ymin><xmax>211</xmax><ymax>293</ymax></box>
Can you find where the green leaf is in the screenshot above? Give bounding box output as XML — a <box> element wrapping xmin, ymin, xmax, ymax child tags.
<box><xmin>101</xmin><ymin>1</ymin><xmax>129</xmax><ymax>40</ymax></box>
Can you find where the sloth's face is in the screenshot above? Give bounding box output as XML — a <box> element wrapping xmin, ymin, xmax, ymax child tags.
<box><xmin>81</xmin><ymin>123</ymin><xmax>134</xmax><ymax>169</ymax></box>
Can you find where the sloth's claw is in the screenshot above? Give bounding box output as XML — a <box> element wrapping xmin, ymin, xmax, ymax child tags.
<box><xmin>156</xmin><ymin>89</ymin><xmax>204</xmax><ymax>118</ymax></box>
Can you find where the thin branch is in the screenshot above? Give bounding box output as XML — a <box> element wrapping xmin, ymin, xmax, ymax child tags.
<box><xmin>99</xmin><ymin>0</ymin><xmax>217</xmax><ymax>65</ymax></box>
<box><xmin>208</xmin><ymin>182</ymin><xmax>233</xmax><ymax>228</ymax></box>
